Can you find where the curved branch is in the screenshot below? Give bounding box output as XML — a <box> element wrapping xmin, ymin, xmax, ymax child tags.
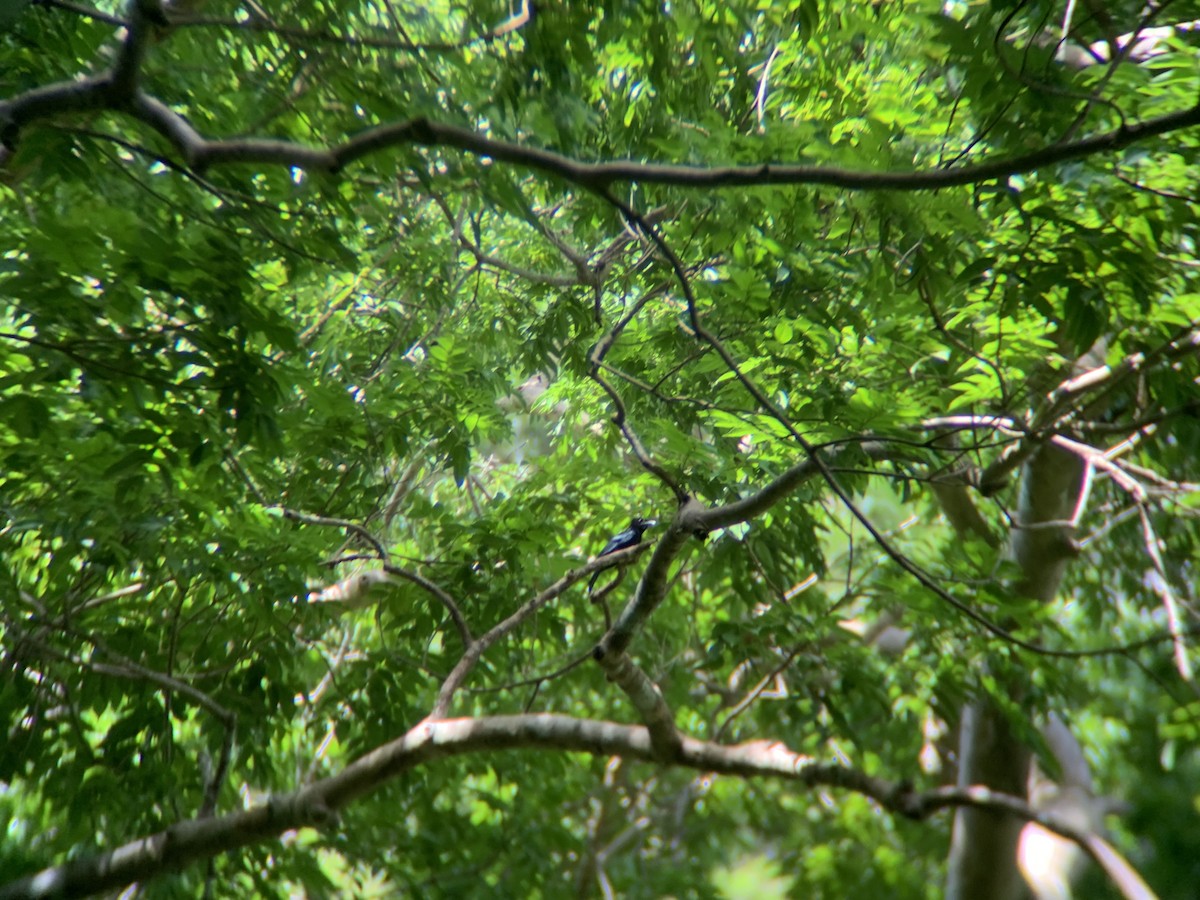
<box><xmin>6</xmin><ymin>78</ymin><xmax>1200</xmax><ymax>189</ymax></box>
<box><xmin>930</xmin><ymin>786</ymin><xmax>1157</xmax><ymax>900</ymax></box>
<box><xmin>336</xmin><ymin>109</ymin><xmax>1200</xmax><ymax>192</ymax></box>
<box><xmin>382</xmin><ymin>564</ymin><xmax>473</xmax><ymax>648</ymax></box>
<box><xmin>700</xmin><ymin>441</ymin><xmax>896</xmax><ymax>530</ymax></box>
<box><xmin>430</xmin><ymin>541</ymin><xmax>653</xmax><ymax>717</ymax></box>
<box><xmin>0</xmin><ymin>713</ymin><xmax>1151</xmax><ymax>900</ymax></box>
<box><xmin>588</xmin><ymin>281</ymin><xmax>688</xmax><ymax>502</ymax></box>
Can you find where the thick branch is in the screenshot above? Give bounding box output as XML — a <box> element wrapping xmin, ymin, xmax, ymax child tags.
<box><xmin>0</xmin><ymin>713</ymin><xmax>1149</xmax><ymax>900</ymax></box>
<box><xmin>336</xmin><ymin>109</ymin><xmax>1200</xmax><ymax>192</ymax></box>
<box><xmin>593</xmin><ymin>651</ymin><xmax>682</xmax><ymax>761</ymax></box>
<box><xmin>6</xmin><ymin>81</ymin><xmax>1200</xmax><ymax>189</ymax></box>
<box><xmin>935</xmin><ymin>786</ymin><xmax>1157</xmax><ymax>900</ymax></box>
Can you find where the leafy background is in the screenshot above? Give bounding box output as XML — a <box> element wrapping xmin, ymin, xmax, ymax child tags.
<box><xmin>2</xmin><ymin>0</ymin><xmax>1199</xmax><ymax>896</ymax></box>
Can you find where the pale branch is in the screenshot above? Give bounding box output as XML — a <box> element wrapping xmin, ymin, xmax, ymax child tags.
<box><xmin>924</xmin><ymin>415</ymin><xmax>1024</xmax><ymax>436</ymax></box>
<box><xmin>926</xmin><ymin>417</ymin><xmax>1192</xmax><ymax>519</ymax></box>
<box><xmin>974</xmin><ymin>326</ymin><xmax>1200</xmax><ymax>493</ymax></box>
<box><xmin>927</xmin><ymin>786</ymin><xmax>1158</xmax><ymax>900</ymax></box>
<box><xmin>298</xmin><ymin>630</ymin><xmax>355</xmax><ymax>785</ymax></box>
<box><xmin>430</xmin><ymin>541</ymin><xmax>654</xmax><ymax>718</ymax></box>
<box><xmin>30</xmin><ymin>581</ymin><xmax>146</xmax><ymax>620</ymax></box>
<box><xmin>0</xmin><ymin>713</ymin><xmax>1149</xmax><ymax>900</ymax></box>
<box><xmin>1040</xmin><ymin>325</ymin><xmax>1200</xmax><ymax>428</ymax></box>
<box><xmin>593</xmin><ymin>650</ymin><xmax>683</xmax><ymax>761</ymax></box>
<box><xmin>1138</xmin><ymin>505</ymin><xmax>1193</xmax><ymax>681</ymax></box>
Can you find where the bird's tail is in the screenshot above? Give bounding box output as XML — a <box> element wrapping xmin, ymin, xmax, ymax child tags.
<box><xmin>587</xmin><ymin>569</ymin><xmax>600</xmax><ymax>594</ymax></box>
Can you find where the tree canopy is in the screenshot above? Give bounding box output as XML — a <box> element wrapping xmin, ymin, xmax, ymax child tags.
<box><xmin>2</xmin><ymin>0</ymin><xmax>1199</xmax><ymax>897</ymax></box>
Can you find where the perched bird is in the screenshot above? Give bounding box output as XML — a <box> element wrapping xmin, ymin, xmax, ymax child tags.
<box><xmin>588</xmin><ymin>517</ymin><xmax>657</xmax><ymax>593</ymax></box>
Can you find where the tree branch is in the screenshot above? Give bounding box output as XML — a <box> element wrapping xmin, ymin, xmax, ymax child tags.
<box><xmin>7</xmin><ymin>77</ymin><xmax>1200</xmax><ymax>190</ymax></box>
<box><xmin>593</xmin><ymin>651</ymin><xmax>683</xmax><ymax>761</ymax></box>
<box><xmin>430</xmin><ymin>542</ymin><xmax>653</xmax><ymax>717</ymax></box>
<box><xmin>0</xmin><ymin>714</ymin><xmax>1151</xmax><ymax>900</ymax></box>
<box><xmin>382</xmin><ymin>564</ymin><xmax>473</xmax><ymax>648</ymax></box>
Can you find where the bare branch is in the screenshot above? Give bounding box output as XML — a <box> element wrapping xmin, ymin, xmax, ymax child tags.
<box><xmin>7</xmin><ymin>84</ymin><xmax>1200</xmax><ymax>191</ymax></box>
<box><xmin>593</xmin><ymin>651</ymin><xmax>682</xmax><ymax>761</ymax></box>
<box><xmin>588</xmin><ymin>281</ymin><xmax>688</xmax><ymax>502</ymax></box>
<box><xmin>1</xmin><ymin>714</ymin><xmax>1152</xmax><ymax>900</ymax></box>
<box><xmin>699</xmin><ymin>442</ymin><xmax>896</xmax><ymax>530</ymax></box>
<box><xmin>336</xmin><ymin>109</ymin><xmax>1200</xmax><ymax>192</ymax></box>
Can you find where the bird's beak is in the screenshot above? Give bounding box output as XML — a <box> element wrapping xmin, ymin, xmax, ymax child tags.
<box><xmin>647</xmin><ymin>519</ymin><xmax>658</xmax><ymax>528</ymax></box>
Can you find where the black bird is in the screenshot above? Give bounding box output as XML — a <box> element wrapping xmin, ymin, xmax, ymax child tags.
<box><xmin>588</xmin><ymin>517</ymin><xmax>657</xmax><ymax>593</ymax></box>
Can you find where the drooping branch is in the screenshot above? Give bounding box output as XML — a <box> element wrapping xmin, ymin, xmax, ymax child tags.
<box><xmin>382</xmin><ymin>564</ymin><xmax>473</xmax><ymax>648</ymax></box>
<box><xmin>932</xmin><ymin>786</ymin><xmax>1157</xmax><ymax>900</ymax></box>
<box><xmin>588</xmin><ymin>283</ymin><xmax>689</xmax><ymax>502</ymax></box>
<box><xmin>277</xmin><ymin>507</ymin><xmax>389</xmax><ymax>561</ymax></box>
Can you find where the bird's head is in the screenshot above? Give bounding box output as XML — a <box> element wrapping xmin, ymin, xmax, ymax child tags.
<box><xmin>629</xmin><ymin>517</ymin><xmax>657</xmax><ymax>534</ymax></box>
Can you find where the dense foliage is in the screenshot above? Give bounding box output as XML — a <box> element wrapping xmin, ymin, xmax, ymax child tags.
<box><xmin>2</xmin><ymin>0</ymin><xmax>1199</xmax><ymax>897</ymax></box>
